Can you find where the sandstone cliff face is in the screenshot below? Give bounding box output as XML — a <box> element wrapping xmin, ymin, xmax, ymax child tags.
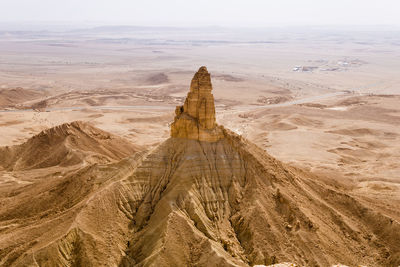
<box><xmin>171</xmin><ymin>66</ymin><xmax>224</xmax><ymax>142</ymax></box>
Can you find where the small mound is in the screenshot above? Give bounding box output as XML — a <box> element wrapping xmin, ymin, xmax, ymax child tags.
<box><xmin>0</xmin><ymin>121</ymin><xmax>140</xmax><ymax>170</ymax></box>
<box><xmin>270</xmin><ymin>122</ymin><xmax>298</xmax><ymax>131</ymax></box>
<box><xmin>336</xmin><ymin>97</ymin><xmax>367</xmax><ymax>107</ymax></box>
<box><xmin>327</xmin><ymin>128</ymin><xmax>379</xmax><ymax>137</ymax></box>
<box><xmin>289</xmin><ymin>116</ymin><xmax>323</xmax><ymax>127</ymax></box>
<box><xmin>144</xmin><ymin>72</ymin><xmax>169</xmax><ymax>85</ymax></box>
<box><xmin>0</xmin><ymin>87</ymin><xmax>45</xmax><ymax>108</ymax></box>
<box><xmin>213</xmin><ymin>74</ymin><xmax>244</xmax><ymax>82</ymax></box>
<box><xmin>257</xmin><ymin>95</ymin><xmax>292</xmax><ymax>105</ymax></box>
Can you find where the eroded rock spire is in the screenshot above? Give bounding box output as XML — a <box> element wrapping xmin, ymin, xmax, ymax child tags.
<box><xmin>171</xmin><ymin>66</ymin><xmax>223</xmax><ymax>142</ymax></box>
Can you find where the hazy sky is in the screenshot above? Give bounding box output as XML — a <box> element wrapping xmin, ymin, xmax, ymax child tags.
<box><xmin>1</xmin><ymin>0</ymin><xmax>399</xmax><ymax>27</ymax></box>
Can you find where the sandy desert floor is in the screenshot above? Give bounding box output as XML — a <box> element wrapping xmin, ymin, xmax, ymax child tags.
<box><xmin>0</xmin><ymin>26</ymin><xmax>399</xmax><ymax>223</ymax></box>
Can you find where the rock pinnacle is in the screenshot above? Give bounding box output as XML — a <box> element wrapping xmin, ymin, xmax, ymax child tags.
<box><xmin>171</xmin><ymin>66</ymin><xmax>223</xmax><ymax>142</ymax></box>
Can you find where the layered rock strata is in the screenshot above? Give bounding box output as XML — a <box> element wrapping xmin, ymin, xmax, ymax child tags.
<box><xmin>171</xmin><ymin>66</ymin><xmax>224</xmax><ymax>142</ymax></box>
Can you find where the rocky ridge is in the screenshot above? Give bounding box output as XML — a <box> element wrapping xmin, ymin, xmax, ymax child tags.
<box><xmin>0</xmin><ymin>121</ymin><xmax>140</xmax><ymax>170</ymax></box>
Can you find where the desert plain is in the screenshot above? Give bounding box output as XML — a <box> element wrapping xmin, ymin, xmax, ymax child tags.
<box><xmin>0</xmin><ymin>26</ymin><xmax>399</xmax><ymax>266</ymax></box>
